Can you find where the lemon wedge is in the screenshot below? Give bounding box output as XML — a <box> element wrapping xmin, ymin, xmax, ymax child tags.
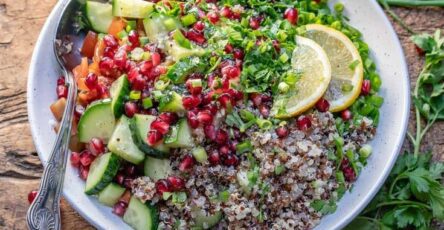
<box><xmin>271</xmin><ymin>36</ymin><xmax>332</xmax><ymax>118</ymax></box>
<box><xmin>304</xmin><ymin>24</ymin><xmax>364</xmax><ymax>112</ymax></box>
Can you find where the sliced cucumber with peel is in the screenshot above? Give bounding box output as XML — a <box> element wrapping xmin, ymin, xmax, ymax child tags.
<box><xmin>158</xmin><ymin>91</ymin><xmax>185</xmax><ymax>113</ymax></box>
<box><xmin>85</xmin><ymin>153</ymin><xmax>120</xmax><ymax>195</ymax></box>
<box><xmin>112</xmin><ymin>0</ymin><xmax>154</xmax><ymax>19</ymax></box>
<box><xmin>130</xmin><ymin>114</ymin><xmax>170</xmax><ymax>158</ymax></box>
<box><xmin>123</xmin><ymin>196</ymin><xmax>159</xmax><ymax>230</ymax></box>
<box><xmin>144</xmin><ymin>156</ymin><xmax>172</xmax><ymax>181</ymax></box>
<box><xmin>110</xmin><ymin>75</ymin><xmax>130</xmax><ymax>118</ymax></box>
<box><xmin>78</xmin><ymin>99</ymin><xmax>116</xmax><ymax>143</ymax></box>
<box><xmin>85</xmin><ymin>1</ymin><xmax>113</xmax><ymax>33</ymax></box>
<box><xmin>164</xmin><ymin>119</ymin><xmax>193</xmax><ymax>149</ymax></box>
<box><xmin>98</xmin><ymin>182</ymin><xmax>126</xmax><ymax>206</ymax></box>
<box><xmin>143</xmin><ymin>13</ymin><xmax>181</xmax><ymax>43</ymax></box>
<box><xmin>108</xmin><ymin>116</ymin><xmax>145</xmax><ymax>164</ymax></box>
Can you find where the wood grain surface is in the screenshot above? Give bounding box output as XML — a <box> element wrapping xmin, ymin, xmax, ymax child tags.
<box><xmin>0</xmin><ymin>1</ymin><xmax>442</xmax><ymax>229</ymax></box>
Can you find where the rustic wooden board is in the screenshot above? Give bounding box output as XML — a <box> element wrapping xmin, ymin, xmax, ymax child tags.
<box><xmin>0</xmin><ymin>0</ymin><xmax>442</xmax><ymax>229</ymax></box>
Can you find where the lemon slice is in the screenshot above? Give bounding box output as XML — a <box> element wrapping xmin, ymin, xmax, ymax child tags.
<box><xmin>304</xmin><ymin>24</ymin><xmax>364</xmax><ymax>112</ymax></box>
<box><xmin>271</xmin><ymin>36</ymin><xmax>332</xmax><ymax>118</ymax></box>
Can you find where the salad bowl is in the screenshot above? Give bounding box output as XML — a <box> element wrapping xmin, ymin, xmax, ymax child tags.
<box><xmin>27</xmin><ymin>0</ymin><xmax>409</xmax><ymax>229</ymax></box>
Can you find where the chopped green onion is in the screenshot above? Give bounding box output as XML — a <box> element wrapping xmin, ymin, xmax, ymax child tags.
<box><xmin>142</xmin><ymin>52</ymin><xmax>151</xmax><ymax>61</ymax></box>
<box><xmin>359</xmin><ymin>144</ymin><xmax>372</xmax><ymax>158</ymax></box>
<box><xmin>236</xmin><ymin>141</ymin><xmax>253</xmax><ymax>154</ymax></box>
<box><xmin>173</xmin><ymin>30</ymin><xmax>191</xmax><ymax>49</ymax></box>
<box><xmin>192</xmin><ymin>147</ymin><xmax>208</xmax><ymax>163</ymax></box>
<box><xmin>274</xmin><ymin>165</ymin><xmax>285</xmax><ymax>175</ymax></box>
<box><xmin>139</xmin><ymin>37</ymin><xmax>150</xmax><ymax>46</ymax></box>
<box><xmin>181</xmin><ymin>14</ymin><xmax>197</xmax><ymax>27</ymax></box>
<box><xmin>142</xmin><ymin>97</ymin><xmax>153</xmax><ymax>109</ymax></box>
<box><xmin>256</xmin><ymin>119</ymin><xmax>272</xmax><ymax>130</ymax></box>
<box><xmin>240</xmin><ymin>109</ymin><xmax>256</xmax><ymax>122</ymax></box>
<box><xmin>278</xmin><ymin>82</ymin><xmax>290</xmax><ymax>94</ymax></box>
<box><xmin>276</xmin><ymin>30</ymin><xmax>288</xmax><ymax>42</ymax></box>
<box><xmin>155</xmin><ymin>80</ymin><xmax>170</xmax><ymax>90</ymax></box>
<box><xmin>130</xmin><ymin>47</ymin><xmax>145</xmax><ymax>61</ymax></box>
<box><xmin>163</xmin><ymin>18</ymin><xmax>177</xmax><ymax>31</ymax></box>
<box><xmin>129</xmin><ymin>90</ymin><xmax>141</xmax><ymax>100</ymax></box>
<box><xmin>118</xmin><ymin>30</ymin><xmax>128</xmax><ymax>39</ymax></box>
<box><xmin>279</xmin><ymin>53</ymin><xmax>289</xmax><ymax>63</ymax></box>
<box><xmin>336</xmin><ymin>171</ymin><xmax>345</xmax><ymax>183</ymax></box>
<box><xmin>218</xmin><ymin>190</ymin><xmax>230</xmax><ymax>202</ymax></box>
<box><xmin>189</xmin><ymin>78</ymin><xmax>202</xmax><ymax>88</ymax></box>
<box><xmin>126</xmin><ymin>20</ymin><xmax>137</xmax><ymax>32</ymax></box>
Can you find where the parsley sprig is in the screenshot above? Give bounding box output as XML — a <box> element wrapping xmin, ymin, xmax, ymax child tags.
<box><xmin>347</xmin><ymin>30</ymin><xmax>444</xmax><ymax>230</ymax></box>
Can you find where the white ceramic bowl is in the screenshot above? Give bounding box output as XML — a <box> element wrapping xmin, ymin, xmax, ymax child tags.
<box><xmin>27</xmin><ymin>0</ymin><xmax>410</xmax><ymax>229</ymax></box>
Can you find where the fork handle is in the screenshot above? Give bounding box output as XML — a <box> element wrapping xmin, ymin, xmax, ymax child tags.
<box><xmin>26</xmin><ymin>71</ymin><xmax>77</xmax><ymax>230</ymax></box>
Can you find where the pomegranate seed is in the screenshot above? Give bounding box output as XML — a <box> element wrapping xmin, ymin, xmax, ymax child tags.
<box><xmin>167</xmin><ymin>176</ymin><xmax>185</xmax><ymax>191</ymax></box>
<box><xmin>70</xmin><ymin>151</ymin><xmax>81</xmax><ymax>167</ymax></box>
<box><xmin>151</xmin><ymin>52</ymin><xmax>161</xmax><ymax>66</ymax></box>
<box><xmin>114</xmin><ymin>49</ymin><xmax>128</xmax><ymax>70</ymax></box>
<box><xmin>182</xmin><ymin>95</ymin><xmax>201</xmax><ymax>110</ymax></box>
<box><xmin>203</xmin><ymin>103</ymin><xmax>218</xmax><ymax>115</ymax></box>
<box><xmin>99</xmin><ymin>57</ymin><xmax>115</xmax><ymax>76</ymax></box>
<box><xmin>250</xmin><ymin>93</ymin><xmax>262</xmax><ymax>106</ymax></box>
<box><xmin>103</xmin><ymin>35</ymin><xmax>118</xmax><ymax>48</ymax></box>
<box><xmin>341</xmin><ymin>158</ymin><xmax>356</xmax><ymax>182</ymax></box>
<box><xmin>187</xmin><ymin>111</ymin><xmax>199</xmax><ymax>128</ymax></box>
<box><xmin>155</xmin><ymin>179</ymin><xmax>171</xmax><ymax>195</ymax></box>
<box><xmin>225</xmin><ymin>43</ymin><xmax>233</xmax><ymax>53</ymax></box>
<box><xmin>179</xmin><ymin>155</ymin><xmax>195</xmax><ymax>172</ymax></box>
<box><xmin>125</xmin><ymin>165</ymin><xmax>136</xmax><ymax>176</ymax></box>
<box><xmin>56</xmin><ymin>85</ymin><xmax>68</xmax><ymax>99</ymax></box>
<box><xmin>84</xmin><ymin>73</ymin><xmax>98</xmax><ymax>90</ymax></box>
<box><xmin>258</xmin><ymin>104</ymin><xmax>270</xmax><ymax>117</ymax></box>
<box><xmin>97</xmin><ymin>85</ymin><xmax>109</xmax><ymax>98</ymax></box>
<box><xmin>275</xmin><ymin>126</ymin><xmax>289</xmax><ymax>138</ymax></box>
<box><xmin>124</xmin><ymin>102</ymin><xmax>138</xmax><ymax>118</ymax></box>
<box><xmin>414</xmin><ymin>45</ymin><xmax>425</xmax><ymax>56</ymax></box>
<box><xmin>208</xmin><ymin>150</ymin><xmax>221</xmax><ymax>165</ymax></box>
<box><xmin>215</xmin><ymin>129</ymin><xmax>229</xmax><ymax>145</ymax></box>
<box><xmin>272</xmin><ymin>40</ymin><xmax>281</xmax><ymax>53</ymax></box>
<box><xmin>123</xmin><ymin>178</ymin><xmax>133</xmax><ymax>189</ymax></box>
<box><xmin>28</xmin><ymin>190</ymin><xmax>38</xmax><ymax>204</ymax></box>
<box><xmin>223</xmin><ymin>154</ymin><xmax>239</xmax><ymax>166</ymax></box>
<box><xmin>315</xmin><ymin>98</ymin><xmax>330</xmax><ymax>112</ymax></box>
<box><xmin>57</xmin><ymin>76</ymin><xmax>65</xmax><ymax>85</ymax></box>
<box><xmin>88</xmin><ymin>138</ymin><xmax>105</xmax><ymax>156</ymax></box>
<box><xmin>80</xmin><ymin>150</ymin><xmax>94</xmax><ymax>167</ymax></box>
<box><xmin>128</xmin><ymin>67</ymin><xmax>140</xmax><ymax>82</ymax></box>
<box><xmin>233</xmin><ymin>48</ymin><xmax>244</xmax><ymax>60</ymax></box>
<box><xmin>151</xmin><ymin>120</ymin><xmax>170</xmax><ymax>135</ymax></box>
<box><xmin>284</xmin><ymin>8</ymin><xmax>298</xmax><ymax>25</ymax></box>
<box><xmin>115</xmin><ymin>173</ymin><xmax>125</xmax><ymax>185</ymax></box>
<box><xmin>207</xmin><ymin>11</ymin><xmax>219</xmax><ymax>24</ymax></box>
<box><xmin>220</xmin><ymin>6</ymin><xmax>233</xmax><ymax>18</ymax></box>
<box><xmin>226</xmin><ymin>89</ymin><xmax>243</xmax><ymax>101</ymax></box>
<box><xmin>132</xmin><ymin>74</ymin><xmax>147</xmax><ymax>91</ymax></box>
<box><xmin>159</xmin><ymin>112</ymin><xmax>178</xmax><ymax>124</ymax></box>
<box><xmin>229</xmin><ymin>140</ymin><xmax>239</xmax><ymax>151</ymax></box>
<box><xmin>341</xmin><ymin>109</ymin><xmax>353</xmax><ymax>121</ymax></box>
<box><xmin>218</xmin><ymin>93</ymin><xmax>233</xmax><ymax>110</ymax></box>
<box><xmin>193</xmin><ymin>21</ymin><xmax>205</xmax><ymax>31</ymax></box>
<box><xmin>249</xmin><ymin>17</ymin><xmax>261</xmax><ymax>30</ymax></box>
<box><xmin>79</xmin><ymin>165</ymin><xmax>89</xmax><ymax>180</ymax></box>
<box><xmin>113</xmin><ymin>201</ymin><xmax>128</xmax><ymax>217</ymax></box>
<box><xmin>226</xmin><ymin>66</ymin><xmax>241</xmax><ymax>79</ymax></box>
<box><xmin>361</xmin><ymin>79</ymin><xmax>371</xmax><ymax>96</ymax></box>
<box><xmin>204</xmin><ymin>125</ymin><xmax>217</xmax><ymax>141</ymax></box>
<box><xmin>147</xmin><ymin>130</ymin><xmax>163</xmax><ymax>145</ymax></box>
<box><xmin>186</xmin><ymin>30</ymin><xmax>206</xmax><ymax>44</ymax></box>
<box><xmin>103</xmin><ymin>46</ymin><xmax>116</xmax><ymax>58</ymax></box>
<box><xmin>196</xmin><ymin>110</ymin><xmax>213</xmax><ymax>125</ymax></box>
<box><xmin>186</xmin><ymin>79</ymin><xmax>203</xmax><ymax>95</ymax></box>
<box><xmin>219</xmin><ymin>145</ymin><xmax>231</xmax><ymax>156</ymax></box>
<box><xmin>139</xmin><ymin>60</ymin><xmax>153</xmax><ymax>75</ymax></box>
<box><xmin>128</xmin><ymin>30</ymin><xmax>140</xmax><ymax>47</ymax></box>
<box><xmin>297</xmin><ymin>116</ymin><xmax>312</xmax><ymax>131</ymax></box>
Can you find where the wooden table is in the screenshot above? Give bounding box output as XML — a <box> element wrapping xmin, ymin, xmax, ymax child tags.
<box><xmin>0</xmin><ymin>1</ymin><xmax>442</xmax><ymax>229</ymax></box>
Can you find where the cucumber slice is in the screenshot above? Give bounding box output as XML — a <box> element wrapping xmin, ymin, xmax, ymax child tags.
<box><xmin>85</xmin><ymin>1</ymin><xmax>113</xmax><ymax>33</ymax></box>
<box><xmin>112</xmin><ymin>0</ymin><xmax>154</xmax><ymax>19</ymax></box>
<box><xmin>78</xmin><ymin>99</ymin><xmax>116</xmax><ymax>143</ymax></box>
<box><xmin>165</xmin><ymin>40</ymin><xmax>206</xmax><ymax>62</ymax></box>
<box><xmin>85</xmin><ymin>153</ymin><xmax>120</xmax><ymax>195</ymax></box>
<box><xmin>192</xmin><ymin>147</ymin><xmax>208</xmax><ymax>163</ymax></box>
<box><xmin>144</xmin><ymin>156</ymin><xmax>172</xmax><ymax>181</ymax></box>
<box><xmin>110</xmin><ymin>75</ymin><xmax>130</xmax><ymax>118</ymax></box>
<box><xmin>164</xmin><ymin>119</ymin><xmax>193</xmax><ymax>149</ymax></box>
<box><xmin>130</xmin><ymin>114</ymin><xmax>170</xmax><ymax>157</ymax></box>
<box><xmin>143</xmin><ymin>13</ymin><xmax>180</xmax><ymax>42</ymax></box>
<box><xmin>191</xmin><ymin>207</ymin><xmax>222</xmax><ymax>229</ymax></box>
<box><xmin>108</xmin><ymin>116</ymin><xmax>145</xmax><ymax>164</ymax></box>
<box><xmin>158</xmin><ymin>91</ymin><xmax>185</xmax><ymax>112</ymax></box>
<box><xmin>98</xmin><ymin>183</ymin><xmax>126</xmax><ymax>206</ymax></box>
<box><xmin>123</xmin><ymin>196</ymin><xmax>159</xmax><ymax>230</ymax></box>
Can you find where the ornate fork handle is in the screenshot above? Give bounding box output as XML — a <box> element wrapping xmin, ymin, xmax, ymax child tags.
<box><xmin>27</xmin><ymin>70</ymin><xmax>77</xmax><ymax>230</ymax></box>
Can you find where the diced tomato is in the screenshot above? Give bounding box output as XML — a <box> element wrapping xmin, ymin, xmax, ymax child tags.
<box><xmin>108</xmin><ymin>18</ymin><xmax>126</xmax><ymax>38</ymax></box>
<box><xmin>81</xmin><ymin>31</ymin><xmax>98</xmax><ymax>58</ymax></box>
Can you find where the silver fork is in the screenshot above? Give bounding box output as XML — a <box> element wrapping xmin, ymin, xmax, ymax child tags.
<box><xmin>26</xmin><ymin>0</ymin><xmax>83</xmax><ymax>229</ymax></box>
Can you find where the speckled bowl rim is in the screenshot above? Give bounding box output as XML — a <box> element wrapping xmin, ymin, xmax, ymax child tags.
<box><xmin>27</xmin><ymin>1</ymin><xmax>410</xmax><ymax>229</ymax></box>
